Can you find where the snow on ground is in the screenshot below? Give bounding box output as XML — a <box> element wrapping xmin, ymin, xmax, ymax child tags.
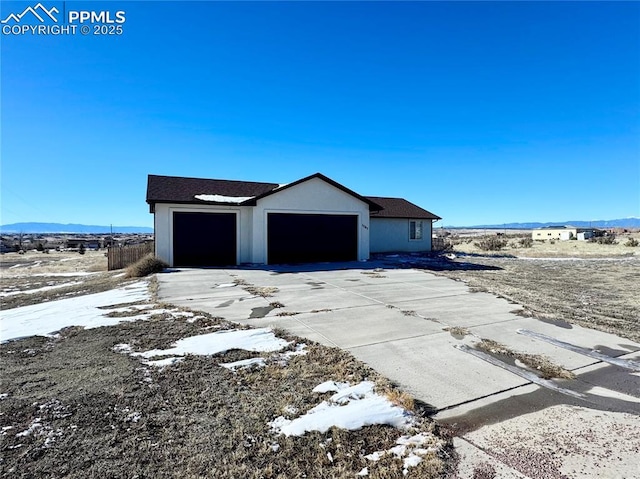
<box><xmin>365</xmin><ymin>432</ymin><xmax>441</xmax><ymax>476</ymax></box>
<box><xmin>280</xmin><ymin>343</ymin><xmax>308</xmax><ymax>359</ymax></box>
<box><xmin>0</xmin><ymin>281</ymin><xmax>83</xmax><ymax>297</ymax></box>
<box><xmin>221</xmin><ymin>357</ymin><xmax>267</xmax><ymax>370</ymax></box>
<box><xmin>270</xmin><ymin>381</ymin><xmax>414</xmax><ymax>437</ymax></box>
<box><xmin>31</xmin><ymin>272</ymin><xmax>99</xmax><ymax>277</ymax></box>
<box><xmin>0</xmin><ymin>281</ymin><xmax>150</xmax><ymax>342</ymax></box>
<box><xmin>133</xmin><ymin>328</ymin><xmax>290</xmax><ymax>360</ymax></box>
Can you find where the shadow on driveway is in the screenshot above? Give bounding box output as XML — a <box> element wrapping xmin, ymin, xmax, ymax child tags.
<box><xmin>161</xmin><ymin>253</ymin><xmax>503</xmax><ymax>275</ymax></box>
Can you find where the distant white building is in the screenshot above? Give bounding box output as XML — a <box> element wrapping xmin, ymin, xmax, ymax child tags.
<box><xmin>532</xmin><ymin>226</ymin><xmax>596</xmax><ymax>241</ymax></box>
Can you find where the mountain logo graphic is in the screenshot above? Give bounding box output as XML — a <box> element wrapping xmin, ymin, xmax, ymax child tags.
<box><xmin>1</xmin><ymin>3</ymin><xmax>59</xmax><ymax>24</ymax></box>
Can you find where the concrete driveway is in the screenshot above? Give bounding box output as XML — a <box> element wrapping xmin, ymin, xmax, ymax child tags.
<box><xmin>157</xmin><ymin>262</ymin><xmax>640</xmax><ymax>477</ymax></box>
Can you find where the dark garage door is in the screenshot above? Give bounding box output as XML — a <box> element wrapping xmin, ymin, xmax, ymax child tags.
<box><xmin>267</xmin><ymin>213</ymin><xmax>357</xmax><ymax>264</ymax></box>
<box><xmin>173</xmin><ymin>212</ymin><xmax>236</xmax><ymax>267</ymax></box>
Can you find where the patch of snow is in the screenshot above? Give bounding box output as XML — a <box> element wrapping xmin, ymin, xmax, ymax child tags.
<box><xmin>313</xmin><ymin>380</ymin><xmax>350</xmax><ymax>394</ymax></box>
<box><xmin>403</xmin><ymin>454</ymin><xmax>423</xmax><ymax>474</ymax></box>
<box><xmin>106</xmin><ymin>304</ymin><xmax>155</xmax><ymax>314</ymax></box>
<box><xmin>221</xmin><ymin>357</ymin><xmax>266</xmax><ymax>370</ymax></box>
<box><xmin>113</xmin><ymin>343</ymin><xmax>133</xmax><ymax>354</ymax></box>
<box><xmin>365</xmin><ymin>432</ymin><xmax>438</xmax><ymax>475</ymax></box>
<box><xmin>365</xmin><ymin>451</ymin><xmax>384</xmax><ymax>461</ymax></box>
<box><xmin>0</xmin><ymin>281</ymin><xmax>83</xmax><ymax>297</ymax></box>
<box><xmin>270</xmin><ymin>442</ymin><xmax>280</xmax><ymax>452</ymax></box>
<box><xmin>281</xmin><ymin>343</ymin><xmax>307</xmax><ymax>359</ymax></box>
<box><xmin>357</xmin><ymin>467</ymin><xmax>369</xmax><ymax>476</ymax></box>
<box><xmin>32</xmin><ymin>272</ymin><xmax>98</xmax><ymax>277</ymax></box>
<box><xmin>125</xmin><ymin>411</ymin><xmax>142</xmax><ymax>423</ymax></box>
<box><xmin>215</xmin><ymin>283</ymin><xmax>236</xmax><ymax>288</ymax></box>
<box><xmin>283</xmin><ymin>405</ymin><xmax>299</xmax><ymax>415</ymax></box>
<box><xmin>194</xmin><ymin>194</ymin><xmax>253</xmax><ymax>204</ymax></box>
<box><xmin>134</xmin><ymin>328</ymin><xmax>290</xmax><ymax>359</ymax></box>
<box><xmin>144</xmin><ymin>357</ymin><xmax>184</xmax><ymax>369</ymax></box>
<box><xmin>0</xmin><ymin>281</ymin><xmax>150</xmax><ymax>343</ymax></box>
<box><xmin>0</xmin><ymin>393</ymin><xmax>8</xmax><ymax>400</ymax></box>
<box><xmin>270</xmin><ymin>381</ymin><xmax>413</xmax><ymax>436</ymax></box>
<box><xmin>16</xmin><ymin>418</ymin><xmax>42</xmax><ymax>437</ymax></box>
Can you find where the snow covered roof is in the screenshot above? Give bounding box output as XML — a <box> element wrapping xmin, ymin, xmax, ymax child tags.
<box><xmin>194</xmin><ymin>194</ymin><xmax>255</xmax><ymax>204</ymax></box>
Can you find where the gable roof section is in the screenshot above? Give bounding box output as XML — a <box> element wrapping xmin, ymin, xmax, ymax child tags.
<box><xmin>146</xmin><ymin>174</ymin><xmax>439</xmax><ymax>220</ymax></box>
<box><xmin>246</xmin><ymin>173</ymin><xmax>383</xmax><ymax>210</ymax></box>
<box><xmin>146</xmin><ymin>174</ymin><xmax>279</xmax><ymax>210</ymax></box>
<box><xmin>367</xmin><ymin>197</ymin><xmax>441</xmax><ymax>220</ymax></box>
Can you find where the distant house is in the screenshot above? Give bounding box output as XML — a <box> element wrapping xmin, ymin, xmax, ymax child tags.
<box><xmin>532</xmin><ymin>226</ymin><xmax>597</xmax><ymax>241</ymax></box>
<box><xmin>146</xmin><ymin>172</ymin><xmax>441</xmax><ymax>267</ymax></box>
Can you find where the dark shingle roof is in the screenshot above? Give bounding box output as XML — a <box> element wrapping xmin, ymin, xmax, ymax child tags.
<box><xmin>146</xmin><ymin>174</ymin><xmax>279</xmax><ymax>207</ymax></box>
<box><xmin>146</xmin><ymin>174</ymin><xmax>440</xmax><ymax>220</ymax></box>
<box><xmin>366</xmin><ymin>197</ymin><xmax>441</xmax><ymax>220</ymax></box>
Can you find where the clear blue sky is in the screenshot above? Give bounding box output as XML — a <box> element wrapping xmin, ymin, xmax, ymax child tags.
<box><xmin>2</xmin><ymin>1</ymin><xmax>639</xmax><ymax>227</ymax></box>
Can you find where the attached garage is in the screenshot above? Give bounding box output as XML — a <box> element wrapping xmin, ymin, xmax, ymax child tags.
<box><xmin>267</xmin><ymin>213</ymin><xmax>358</xmax><ymax>264</ymax></box>
<box><xmin>172</xmin><ymin>212</ymin><xmax>236</xmax><ymax>266</ymax></box>
<box><xmin>147</xmin><ymin>172</ymin><xmax>440</xmax><ymax>267</ymax></box>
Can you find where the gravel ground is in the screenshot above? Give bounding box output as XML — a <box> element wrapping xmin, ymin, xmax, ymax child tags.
<box><xmin>463</xmin><ymin>404</ymin><xmax>640</xmax><ymax>478</ymax></box>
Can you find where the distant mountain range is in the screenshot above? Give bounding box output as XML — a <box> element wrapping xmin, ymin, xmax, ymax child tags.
<box><xmin>0</xmin><ymin>223</ymin><xmax>153</xmax><ymax>234</ymax></box>
<box><xmin>451</xmin><ymin>218</ymin><xmax>640</xmax><ymax>229</ymax></box>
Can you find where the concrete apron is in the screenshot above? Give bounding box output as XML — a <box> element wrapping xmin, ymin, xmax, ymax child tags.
<box><xmin>157</xmin><ymin>266</ymin><xmax>640</xmax><ymax>478</ymax></box>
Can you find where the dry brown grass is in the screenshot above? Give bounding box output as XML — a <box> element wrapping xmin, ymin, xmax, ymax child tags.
<box><xmin>244</xmin><ymin>286</ymin><xmax>279</xmax><ymax>297</ymax></box>
<box><xmin>0</xmin><ymin>256</ymin><xmax>451</xmax><ymax>478</ymax></box>
<box><xmin>434</xmin><ymin>255</ymin><xmax>640</xmax><ymax>343</ymax></box>
<box><xmin>443</xmin><ymin>326</ymin><xmax>470</xmax><ymax>338</ymax></box>
<box><xmin>384</xmin><ymin>388</ymin><xmax>415</xmax><ymax>412</ymax></box>
<box><xmin>451</xmin><ymin>231</ymin><xmax>640</xmax><ymax>258</ymax></box>
<box><xmin>476</xmin><ymin>339</ymin><xmax>575</xmax><ymax>380</ymax></box>
<box><xmin>0</xmin><ymin>313</ymin><xmax>451</xmax><ymax>478</ymax></box>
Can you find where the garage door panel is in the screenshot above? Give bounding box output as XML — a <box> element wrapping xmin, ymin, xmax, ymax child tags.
<box><xmin>268</xmin><ymin>213</ymin><xmax>357</xmax><ymax>264</ymax></box>
<box><xmin>173</xmin><ymin>212</ymin><xmax>236</xmax><ymax>267</ymax></box>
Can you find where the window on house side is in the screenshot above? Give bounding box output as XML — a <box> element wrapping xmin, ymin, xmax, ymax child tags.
<box><xmin>409</xmin><ymin>220</ymin><xmax>423</xmax><ymax>240</ymax></box>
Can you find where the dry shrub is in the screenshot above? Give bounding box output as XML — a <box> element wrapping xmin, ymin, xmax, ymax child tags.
<box><xmin>519</xmin><ymin>237</ymin><xmax>534</xmax><ymax>248</ymax></box>
<box><xmin>125</xmin><ymin>254</ymin><xmax>168</xmax><ymax>278</ymax></box>
<box><xmin>474</xmin><ymin>236</ymin><xmax>508</xmax><ymax>251</ymax></box>
<box><xmin>625</xmin><ymin>237</ymin><xmax>639</xmax><ymax>247</ymax></box>
<box><xmin>589</xmin><ymin>234</ymin><xmax>617</xmax><ymax>245</ymax></box>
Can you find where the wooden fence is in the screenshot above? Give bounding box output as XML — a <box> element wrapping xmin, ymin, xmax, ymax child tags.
<box><xmin>107</xmin><ymin>242</ymin><xmax>154</xmax><ymax>271</ymax></box>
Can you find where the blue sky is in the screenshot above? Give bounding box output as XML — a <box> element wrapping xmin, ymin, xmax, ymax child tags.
<box><xmin>1</xmin><ymin>1</ymin><xmax>639</xmax><ymax>227</ymax></box>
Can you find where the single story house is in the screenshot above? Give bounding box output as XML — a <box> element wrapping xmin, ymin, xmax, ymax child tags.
<box><xmin>146</xmin><ymin>172</ymin><xmax>441</xmax><ymax>266</ymax></box>
<box><xmin>532</xmin><ymin>226</ymin><xmax>597</xmax><ymax>241</ymax></box>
